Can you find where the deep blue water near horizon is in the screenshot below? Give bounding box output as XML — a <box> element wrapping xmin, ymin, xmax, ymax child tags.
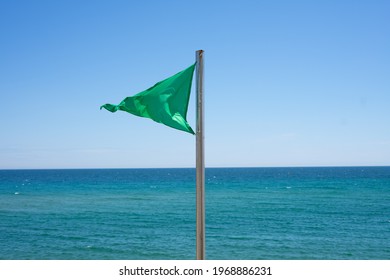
<box><xmin>0</xmin><ymin>167</ymin><xmax>389</xmax><ymax>260</ymax></box>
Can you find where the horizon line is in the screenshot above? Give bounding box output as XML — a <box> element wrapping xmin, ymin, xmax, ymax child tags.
<box><xmin>1</xmin><ymin>165</ymin><xmax>390</xmax><ymax>171</ymax></box>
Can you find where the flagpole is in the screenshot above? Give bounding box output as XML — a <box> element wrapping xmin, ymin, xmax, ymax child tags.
<box><xmin>195</xmin><ymin>50</ymin><xmax>205</xmax><ymax>260</ymax></box>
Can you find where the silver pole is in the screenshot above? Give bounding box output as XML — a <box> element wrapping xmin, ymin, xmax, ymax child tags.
<box><xmin>195</xmin><ymin>50</ymin><xmax>205</xmax><ymax>260</ymax></box>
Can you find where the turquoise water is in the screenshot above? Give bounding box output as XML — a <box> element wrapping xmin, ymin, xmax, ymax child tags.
<box><xmin>0</xmin><ymin>167</ymin><xmax>389</xmax><ymax>259</ymax></box>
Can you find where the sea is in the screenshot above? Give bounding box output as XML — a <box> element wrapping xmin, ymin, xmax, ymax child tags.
<box><xmin>0</xmin><ymin>167</ymin><xmax>389</xmax><ymax>260</ymax></box>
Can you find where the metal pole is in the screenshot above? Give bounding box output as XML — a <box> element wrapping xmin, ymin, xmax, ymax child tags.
<box><xmin>195</xmin><ymin>50</ymin><xmax>205</xmax><ymax>260</ymax></box>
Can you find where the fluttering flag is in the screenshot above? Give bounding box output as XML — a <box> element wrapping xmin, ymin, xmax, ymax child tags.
<box><xmin>101</xmin><ymin>63</ymin><xmax>196</xmax><ymax>134</ymax></box>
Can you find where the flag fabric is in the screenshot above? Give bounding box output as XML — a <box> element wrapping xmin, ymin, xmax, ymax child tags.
<box><xmin>101</xmin><ymin>63</ymin><xmax>196</xmax><ymax>134</ymax></box>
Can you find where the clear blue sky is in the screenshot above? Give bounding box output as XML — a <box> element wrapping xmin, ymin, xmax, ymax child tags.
<box><xmin>1</xmin><ymin>0</ymin><xmax>389</xmax><ymax>169</ymax></box>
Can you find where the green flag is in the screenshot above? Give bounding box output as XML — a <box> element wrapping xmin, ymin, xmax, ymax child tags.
<box><xmin>101</xmin><ymin>63</ymin><xmax>196</xmax><ymax>134</ymax></box>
